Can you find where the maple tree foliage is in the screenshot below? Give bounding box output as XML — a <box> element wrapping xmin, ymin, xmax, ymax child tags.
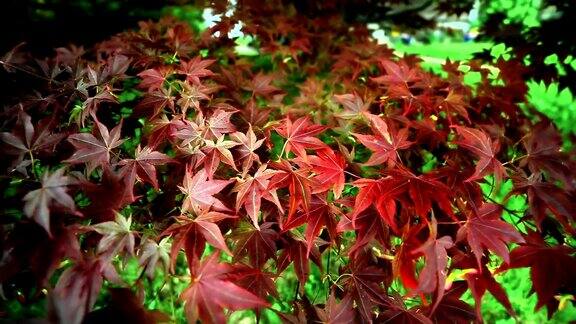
<box><xmin>0</xmin><ymin>1</ymin><xmax>575</xmax><ymax>323</ymax></box>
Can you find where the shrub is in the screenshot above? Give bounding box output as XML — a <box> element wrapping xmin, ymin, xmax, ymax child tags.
<box><xmin>1</xmin><ymin>2</ymin><xmax>574</xmax><ymax>323</ymax></box>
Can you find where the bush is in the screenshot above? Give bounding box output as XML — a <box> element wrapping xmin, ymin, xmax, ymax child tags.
<box><xmin>1</xmin><ymin>1</ymin><xmax>574</xmax><ymax>323</ymax></box>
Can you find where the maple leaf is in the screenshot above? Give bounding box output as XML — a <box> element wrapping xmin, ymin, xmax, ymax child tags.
<box><xmin>179</xmin><ymin>167</ymin><xmax>233</xmax><ymax>214</ymax></box>
<box><xmin>333</xmin><ymin>92</ymin><xmax>371</xmax><ymax>121</ymax></box>
<box><xmin>437</xmin><ymin>90</ymin><xmax>470</xmax><ymax>123</ymax></box>
<box><xmin>228</xmin><ymin>264</ymin><xmax>279</xmax><ymax>302</ymax></box>
<box><xmin>51</xmin><ymin>255</ymin><xmax>121</xmax><ymax>324</ymax></box>
<box><xmin>231</xmin><ymin>222</ymin><xmax>279</xmax><ymax>268</ymax></box>
<box><xmin>520</xmin><ymin>122</ymin><xmax>573</xmax><ymax>189</ymax></box>
<box><xmin>413</xmin><ymin>219</ymin><xmax>453</xmax><ymax>314</ymax></box>
<box><xmin>304</xmin><ymin>148</ymin><xmax>346</xmax><ymax>199</ymax></box>
<box><xmin>352</xmin><ymin>115</ymin><xmax>412</xmax><ymax>167</ymax></box>
<box><xmin>137</xmin><ymin>67</ymin><xmax>171</xmax><ymax>92</ymax></box>
<box><xmin>181</xmin><ymin>253</ymin><xmax>268</xmax><ymax>324</ymax></box>
<box><xmin>163</xmin><ymin>211</ymin><xmax>235</xmax><ymax>270</ymax></box>
<box><xmin>138</xmin><ymin>237</ymin><xmax>170</xmax><ymax>278</ymax></box>
<box><xmin>341</xmin><ymin>254</ymin><xmax>390</xmax><ymax>323</ymax></box>
<box><xmin>233</xmin><ymin>164</ymin><xmax>283</xmax><ymax>228</ymax></box>
<box><xmin>375</xmin><ymin>59</ymin><xmax>420</xmax><ymax>84</ymax></box>
<box><xmin>242</xmin><ymin>73</ymin><xmax>281</xmax><ymax>97</ymax></box>
<box><xmin>65</xmin><ymin>116</ymin><xmax>124</xmax><ymax>174</ymax></box>
<box><xmin>178</xmin><ymin>56</ymin><xmax>215</xmax><ymax>84</ymax></box>
<box><xmin>205</xmin><ymin>108</ymin><xmax>237</xmax><ymax>139</ymax></box>
<box><xmin>269</xmin><ymin>159</ymin><xmax>313</xmax><ymax>221</ymax></box>
<box><xmin>452</xmin><ymin>252</ymin><xmax>515</xmax><ymax>321</ymax></box>
<box><xmin>282</xmin><ymin>194</ymin><xmax>340</xmax><ymax>256</ymax></box>
<box><xmin>176</xmin><ymin>82</ymin><xmax>211</xmax><ymax>115</ymax></box>
<box><xmin>315</xmin><ymin>293</ymin><xmax>356</xmax><ymax>324</ymax></box>
<box><xmin>457</xmin><ymin>203</ymin><xmax>524</xmax><ymax>268</ymax></box>
<box><xmin>230</xmin><ymin>125</ymin><xmax>265</xmax><ymax>177</ymax></box>
<box><xmin>422</xmin><ymin>281</ymin><xmax>476</xmax><ymax>323</ymax></box>
<box><xmin>1</xmin><ymin>111</ymin><xmax>65</xmax><ymax>175</ymax></box>
<box><xmin>23</xmin><ymin>168</ymin><xmax>76</xmax><ymax>235</ymax></box>
<box><xmin>350</xmin><ymin>176</ymin><xmax>406</xmax><ymax>233</ymax></box>
<box><xmin>119</xmin><ymin>145</ymin><xmax>172</xmax><ymax>189</ymax></box>
<box><xmin>511</xmin><ymin>173</ymin><xmax>575</xmax><ymax>232</ymax></box>
<box><xmin>277</xmin><ymin>234</ymin><xmax>322</xmax><ymax>285</ymax></box>
<box><xmin>77</xmin><ymin>88</ymin><xmax>118</xmax><ymax>127</ymax></box>
<box><xmin>91</xmin><ymin>213</ymin><xmax>135</xmax><ymax>259</ymax></box>
<box><xmin>452</xmin><ymin>126</ymin><xmax>506</xmax><ymax>186</ymax></box>
<box><xmin>135</xmin><ymin>87</ymin><xmax>175</xmax><ymax>120</ymax></box>
<box><xmin>274</xmin><ymin>116</ymin><xmax>327</xmax><ymax>159</ymax></box>
<box><xmin>497</xmin><ymin>231</ymin><xmax>576</xmax><ymax>316</ymax></box>
<box><xmin>79</xmin><ymin>164</ymin><xmax>136</xmax><ymax>222</ymax></box>
<box><xmin>388</xmin><ymin>167</ymin><xmax>455</xmax><ymax>219</ymax></box>
<box><xmin>201</xmin><ymin>136</ymin><xmax>239</xmax><ymax>177</ymax></box>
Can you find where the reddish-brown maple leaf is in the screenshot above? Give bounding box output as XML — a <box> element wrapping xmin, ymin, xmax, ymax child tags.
<box><xmin>452</xmin><ymin>126</ymin><xmax>506</xmax><ymax>185</ymax></box>
<box><xmin>137</xmin><ymin>67</ymin><xmax>171</xmax><ymax>92</ymax></box>
<box><xmin>230</xmin><ymin>125</ymin><xmax>265</xmax><ymax>177</ymax></box>
<box><xmin>413</xmin><ymin>219</ymin><xmax>453</xmax><ymax>314</ymax></box>
<box><xmin>181</xmin><ymin>253</ymin><xmax>268</xmax><ymax>324</ymax></box>
<box><xmin>511</xmin><ymin>173</ymin><xmax>575</xmax><ymax>232</ymax></box>
<box><xmin>497</xmin><ymin>231</ymin><xmax>576</xmax><ymax>316</ymax></box>
<box><xmin>231</xmin><ymin>221</ymin><xmax>279</xmax><ymax>268</ymax></box>
<box><xmin>135</xmin><ymin>87</ymin><xmax>175</xmax><ymax>119</ymax></box>
<box><xmin>315</xmin><ymin>293</ymin><xmax>356</xmax><ymax>324</ymax></box>
<box><xmin>269</xmin><ymin>159</ymin><xmax>313</xmax><ymax>221</ymax></box>
<box><xmin>178</xmin><ymin>56</ymin><xmax>215</xmax><ymax>84</ymax></box>
<box><xmin>233</xmin><ymin>164</ymin><xmax>283</xmax><ymax>228</ymax></box>
<box><xmin>65</xmin><ymin>116</ymin><xmax>124</xmax><ymax>174</ymax></box>
<box><xmin>51</xmin><ymin>255</ymin><xmax>121</xmax><ymax>324</ymax></box>
<box><xmin>341</xmin><ymin>254</ymin><xmax>390</xmax><ymax>323</ymax></box>
<box><xmin>119</xmin><ymin>145</ymin><xmax>172</xmax><ymax>190</ymax></box>
<box><xmin>437</xmin><ymin>90</ymin><xmax>470</xmax><ymax>123</ymax></box>
<box><xmin>282</xmin><ymin>194</ymin><xmax>341</xmax><ymax>256</ymax></box>
<box><xmin>520</xmin><ymin>122</ymin><xmax>573</xmax><ymax>189</ymax></box>
<box><xmin>23</xmin><ymin>168</ymin><xmax>76</xmax><ymax>235</ymax></box>
<box><xmin>200</xmin><ymin>136</ymin><xmax>239</xmax><ymax>177</ymax></box>
<box><xmin>91</xmin><ymin>213</ymin><xmax>135</xmax><ymax>258</ymax></box>
<box><xmin>242</xmin><ymin>73</ymin><xmax>281</xmax><ymax>97</ymax></box>
<box><xmin>333</xmin><ymin>92</ymin><xmax>371</xmax><ymax>121</ymax></box>
<box><xmin>0</xmin><ymin>110</ymin><xmax>65</xmax><ymax>175</ymax></box>
<box><xmin>457</xmin><ymin>203</ymin><xmax>524</xmax><ymax>268</ymax></box>
<box><xmin>179</xmin><ymin>167</ymin><xmax>233</xmax><ymax>214</ymax></box>
<box><xmin>304</xmin><ymin>148</ymin><xmax>346</xmax><ymax>199</ymax></box>
<box><xmin>205</xmin><ymin>108</ymin><xmax>237</xmax><ymax>139</ymax></box>
<box><xmin>138</xmin><ymin>237</ymin><xmax>170</xmax><ymax>278</ymax></box>
<box><xmin>352</xmin><ymin>115</ymin><xmax>412</xmax><ymax>167</ymax></box>
<box><xmin>274</xmin><ymin>116</ymin><xmax>327</xmax><ymax>159</ymax></box>
<box><xmin>163</xmin><ymin>211</ymin><xmax>235</xmax><ymax>270</ymax></box>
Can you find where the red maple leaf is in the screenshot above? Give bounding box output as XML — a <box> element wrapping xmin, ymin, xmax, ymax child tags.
<box><xmin>230</xmin><ymin>125</ymin><xmax>265</xmax><ymax>177</ymax></box>
<box><xmin>302</xmin><ymin>148</ymin><xmax>346</xmax><ymax>199</ymax></box>
<box><xmin>179</xmin><ymin>167</ymin><xmax>233</xmax><ymax>214</ymax></box>
<box><xmin>412</xmin><ymin>219</ymin><xmax>453</xmax><ymax>314</ymax></box>
<box><xmin>233</xmin><ymin>164</ymin><xmax>283</xmax><ymax>228</ymax></box>
<box><xmin>274</xmin><ymin>116</ymin><xmax>327</xmax><ymax>159</ymax></box>
<box><xmin>452</xmin><ymin>126</ymin><xmax>506</xmax><ymax>185</ymax></box>
<box><xmin>352</xmin><ymin>115</ymin><xmax>412</xmax><ymax>167</ymax></box>
<box><xmin>181</xmin><ymin>253</ymin><xmax>268</xmax><ymax>324</ymax></box>
<box><xmin>497</xmin><ymin>231</ymin><xmax>576</xmax><ymax>316</ymax></box>
<box><xmin>137</xmin><ymin>67</ymin><xmax>171</xmax><ymax>92</ymax></box>
<box><xmin>457</xmin><ymin>203</ymin><xmax>524</xmax><ymax>268</ymax></box>
<box><xmin>65</xmin><ymin>116</ymin><xmax>124</xmax><ymax>174</ymax></box>
<box><xmin>282</xmin><ymin>194</ymin><xmax>340</xmax><ymax>256</ymax></box>
<box><xmin>178</xmin><ymin>56</ymin><xmax>215</xmax><ymax>84</ymax></box>
<box><xmin>23</xmin><ymin>168</ymin><xmax>77</xmax><ymax>235</ymax></box>
<box><xmin>119</xmin><ymin>145</ymin><xmax>172</xmax><ymax>190</ymax></box>
<box><xmin>163</xmin><ymin>210</ymin><xmax>235</xmax><ymax>270</ymax></box>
